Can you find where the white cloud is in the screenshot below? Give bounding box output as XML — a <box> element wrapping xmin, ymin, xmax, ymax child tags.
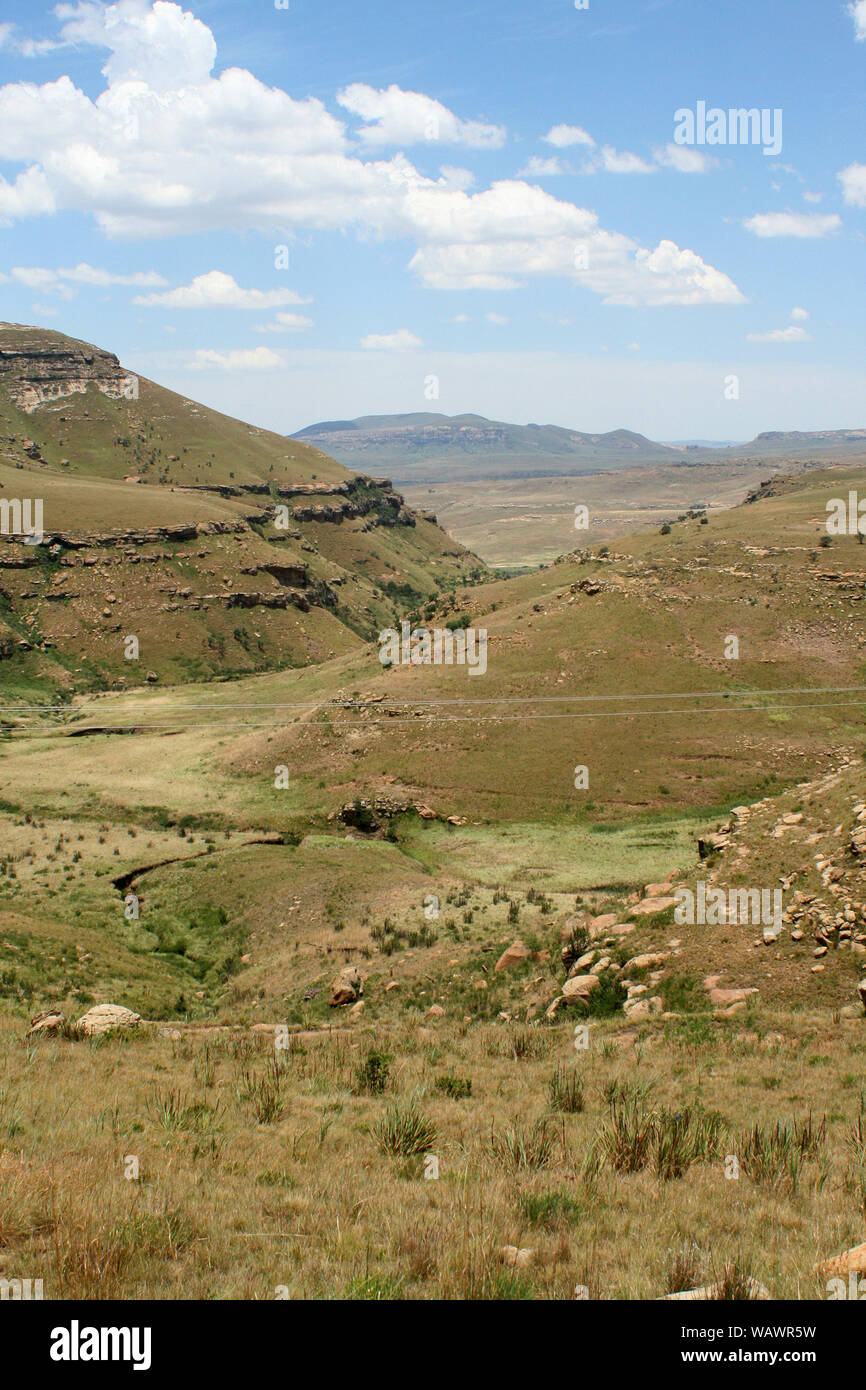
<box><xmin>743</xmin><ymin>211</ymin><xmax>842</xmax><ymax>237</ymax></box>
<box><xmin>3</xmin><ymin>262</ymin><xmax>166</xmax><ymax>296</ymax></box>
<box><xmin>543</xmin><ymin>124</ymin><xmax>595</xmax><ymax>148</ymax></box>
<box><xmin>486</xmin><ymin>312</ymin><xmax>509</xmax><ymax>325</ymax></box>
<box><xmin>135</xmin><ymin>270</ymin><xmax>308</xmax><ymax>309</ymax></box>
<box><xmin>839</xmin><ymin>161</ymin><xmax>866</xmax><ymax>206</ymax></box>
<box><xmin>518</xmin><ymin>155</ymin><xmax>567</xmax><ymax>177</ymax></box>
<box><xmin>0</xmin><ymin>2</ymin><xmax>743</xmax><ymax>309</ymax></box>
<box><xmin>253</xmin><ymin>311</ymin><xmax>314</xmax><ymax>333</ymax></box>
<box><xmin>190</xmin><ymin>346</ymin><xmax>284</xmax><ymax>370</ymax></box>
<box><xmin>653</xmin><ymin>143</ymin><xmax>716</xmax><ymax>173</ymax></box>
<box><xmin>56</xmin><ymin>0</ymin><xmax>217</xmax><ymax>91</ymax></box>
<box><xmin>596</xmin><ymin>146</ymin><xmax>656</xmax><ymax>175</ymax></box>
<box><xmin>0</xmin><ymin>166</ymin><xmax>55</xmax><ymax>224</ymax></box>
<box><xmin>746</xmin><ymin>325</ymin><xmax>811</xmax><ymax>343</ymax></box>
<box><xmin>803</xmin><ymin>190</ymin><xmax>824</xmax><ymax>203</ymax></box>
<box><xmin>848</xmin><ymin>1</ymin><xmax>866</xmax><ymax>40</ymax></box>
<box><xmin>360</xmin><ymin>329</ymin><xmax>422</xmax><ymax>351</ymax></box>
<box><xmin>790</xmin><ymin>306</ymin><xmax>809</xmax><ymax>321</ymax></box>
<box><xmin>337</xmin><ymin>83</ymin><xmax>504</xmax><ymax>149</ymax></box>
<box><xmin>408</xmin><ymin>184</ymin><xmax>744</xmax><ymax>304</ymax></box>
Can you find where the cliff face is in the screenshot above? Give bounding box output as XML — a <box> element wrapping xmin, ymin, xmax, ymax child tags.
<box><xmin>0</xmin><ymin>323</ymin><xmax>138</xmax><ymax>412</ymax></box>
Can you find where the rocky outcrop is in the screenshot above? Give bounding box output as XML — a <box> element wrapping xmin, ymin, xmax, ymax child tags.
<box><xmin>0</xmin><ymin>325</ymin><xmax>138</xmax><ymax>412</ymax></box>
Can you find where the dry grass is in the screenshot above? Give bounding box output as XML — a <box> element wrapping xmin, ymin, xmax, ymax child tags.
<box><xmin>1</xmin><ymin>1005</ymin><xmax>864</xmax><ymax>1300</ymax></box>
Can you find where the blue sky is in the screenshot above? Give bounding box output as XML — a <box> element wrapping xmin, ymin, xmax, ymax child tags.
<box><xmin>0</xmin><ymin>0</ymin><xmax>864</xmax><ymax>437</ymax></box>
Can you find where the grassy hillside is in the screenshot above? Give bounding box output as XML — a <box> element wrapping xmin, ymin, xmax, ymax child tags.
<box><xmin>0</xmin><ymin>326</ymin><xmax>487</xmax><ymax>697</ymax></box>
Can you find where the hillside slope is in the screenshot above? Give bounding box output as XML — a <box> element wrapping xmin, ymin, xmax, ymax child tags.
<box><xmin>0</xmin><ymin>325</ymin><xmax>486</xmax><ymax>695</ymax></box>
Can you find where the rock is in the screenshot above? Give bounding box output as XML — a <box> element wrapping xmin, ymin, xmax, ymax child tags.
<box><xmin>27</xmin><ymin>1009</ymin><xmax>65</xmax><ymax>1038</ymax></box>
<box><xmin>75</xmin><ymin>1004</ymin><xmax>142</xmax><ymax>1037</ymax></box>
<box><xmin>495</xmin><ymin>939</ymin><xmax>532</xmax><ymax>972</ymax></box>
<box><xmin>644</xmin><ymin>880</ymin><xmax>674</xmax><ymax>898</ymax></box>
<box><xmin>545</xmin><ymin>996</ymin><xmax>564</xmax><ymax>1019</ymax></box>
<box><xmin>329</xmin><ymin>965</ymin><xmax>364</xmax><ymax>1007</ymax></box>
<box><xmin>705</xmin><ymin>984</ymin><xmax>758</xmax><ymax>1007</ymax></box>
<box><xmin>562</xmin><ymin>974</ymin><xmax>601</xmax><ymax>1004</ymax></box>
<box><xmin>622</xmin><ymin>951</ymin><xmax>669</xmax><ymax>974</ymax></box>
<box><xmin>661</xmin><ymin>1279</ymin><xmax>770</xmax><ymax>1302</ymax></box>
<box><xmin>385</xmin><ymin>980</ymin><xmax>400</xmax><ymax>991</ymax></box>
<box><xmin>416</xmin><ymin>804</ymin><xmax>437</xmax><ymax>820</ymax></box>
<box><xmin>589</xmin><ymin>913</ymin><xmax>620</xmax><ymax>936</ymax></box>
<box><xmin>500</xmin><ymin>1246</ymin><xmax>536</xmax><ymax>1269</ymax></box>
<box><xmin>630</xmin><ymin>896</ymin><xmax>678</xmax><ymax>917</ymax></box>
<box><xmin>426</xmin><ymin>1003</ymin><xmax>445</xmax><ymax>1018</ymax></box>
<box><xmin>816</xmin><ymin>1243</ymin><xmax>866</xmax><ymax>1278</ymax></box>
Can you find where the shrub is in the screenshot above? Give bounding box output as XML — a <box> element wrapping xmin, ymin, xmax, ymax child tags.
<box><xmin>355</xmin><ymin>1050</ymin><xmax>391</xmax><ymax>1096</ymax></box>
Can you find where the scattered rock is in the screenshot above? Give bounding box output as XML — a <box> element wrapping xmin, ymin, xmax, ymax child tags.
<box><xmin>75</xmin><ymin>1004</ymin><xmax>142</xmax><ymax>1037</ymax></box>
<box><xmin>329</xmin><ymin>965</ymin><xmax>364</xmax><ymax>1007</ymax></box>
<box><xmin>500</xmin><ymin>1246</ymin><xmax>536</xmax><ymax>1269</ymax></box>
<box><xmin>816</xmin><ymin>1243</ymin><xmax>866</xmax><ymax>1279</ymax></box>
<box><xmin>661</xmin><ymin>1279</ymin><xmax>770</xmax><ymax>1302</ymax></box>
<box><xmin>27</xmin><ymin>1008</ymin><xmax>65</xmax><ymax>1038</ymax></box>
<box><xmin>562</xmin><ymin>974</ymin><xmax>601</xmax><ymax>1004</ymax></box>
<box><xmin>495</xmin><ymin>939</ymin><xmax>532</xmax><ymax>972</ymax></box>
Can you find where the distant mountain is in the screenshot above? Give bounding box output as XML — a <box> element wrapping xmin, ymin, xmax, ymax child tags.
<box><xmin>292</xmin><ymin>412</ymin><xmax>681</xmax><ymax>483</ymax></box>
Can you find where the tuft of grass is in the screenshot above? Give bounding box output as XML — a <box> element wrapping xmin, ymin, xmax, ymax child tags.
<box><xmin>519</xmin><ymin>1190</ymin><xmax>582</xmax><ymax>1228</ymax></box>
<box><xmin>736</xmin><ymin>1113</ymin><xmax>826</xmax><ymax>1193</ymax></box>
<box><xmin>374</xmin><ymin>1095</ymin><xmax>436</xmax><ymax>1158</ymax></box>
<box><xmin>434</xmin><ymin>1071</ymin><xmax>472</xmax><ymax>1101</ymax></box>
<box><xmin>547</xmin><ymin>1065</ymin><xmax>585</xmax><ymax>1115</ymax></box>
<box><xmin>490</xmin><ymin>1118</ymin><xmax>555</xmax><ymax>1172</ymax></box>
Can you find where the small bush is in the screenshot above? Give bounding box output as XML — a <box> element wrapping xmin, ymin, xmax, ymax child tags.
<box><xmin>548</xmin><ymin>1065</ymin><xmax>585</xmax><ymax>1114</ymax></box>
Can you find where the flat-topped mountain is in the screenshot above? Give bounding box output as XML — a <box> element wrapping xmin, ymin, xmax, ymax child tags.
<box><xmin>293</xmin><ymin>412</ymin><xmax>680</xmax><ymax>482</ymax></box>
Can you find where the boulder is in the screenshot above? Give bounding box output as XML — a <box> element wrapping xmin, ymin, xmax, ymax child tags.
<box><xmin>27</xmin><ymin>1009</ymin><xmax>65</xmax><ymax>1038</ymax></box>
<box><xmin>816</xmin><ymin>1243</ymin><xmax>866</xmax><ymax>1279</ymax></box>
<box><xmin>661</xmin><ymin>1279</ymin><xmax>770</xmax><ymax>1302</ymax></box>
<box><xmin>562</xmin><ymin>975</ymin><xmax>600</xmax><ymax>1005</ymax></box>
<box><xmin>631</xmin><ymin>896</ymin><xmax>678</xmax><ymax>917</ymax></box>
<box><xmin>329</xmin><ymin>965</ymin><xmax>364</xmax><ymax>1007</ymax></box>
<box><xmin>500</xmin><ymin>1246</ymin><xmax>536</xmax><ymax>1269</ymax></box>
<box><xmin>622</xmin><ymin>951</ymin><xmax>669</xmax><ymax>974</ymax></box>
<box><xmin>495</xmin><ymin>939</ymin><xmax>532</xmax><ymax>972</ymax></box>
<box><xmin>75</xmin><ymin>1004</ymin><xmax>142</xmax><ymax>1037</ymax></box>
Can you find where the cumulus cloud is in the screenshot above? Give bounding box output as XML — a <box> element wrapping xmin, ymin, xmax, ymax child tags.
<box><xmin>253</xmin><ymin>311</ymin><xmax>314</xmax><ymax>333</ymax></box>
<box><xmin>1</xmin><ymin>262</ymin><xmax>166</xmax><ymax>296</ymax></box>
<box><xmin>746</xmin><ymin>325</ymin><xmax>811</xmax><ymax>343</ymax></box>
<box><xmin>360</xmin><ymin>329</ymin><xmax>422</xmax><ymax>350</ymax></box>
<box><xmin>337</xmin><ymin>83</ymin><xmax>505</xmax><ymax>149</ymax></box>
<box><xmin>190</xmin><ymin>346</ymin><xmax>283</xmax><ymax>370</ymax></box>
<box><xmin>653</xmin><ymin>143</ymin><xmax>716</xmax><ymax>173</ymax></box>
<box><xmin>134</xmin><ymin>270</ymin><xmax>309</xmax><ymax>308</ymax></box>
<box><xmin>839</xmin><ymin>162</ymin><xmax>866</xmax><ymax>206</ymax></box>
<box><xmin>595</xmin><ymin>146</ymin><xmax>656</xmax><ymax>175</ymax></box>
<box><xmin>790</xmin><ymin>306</ymin><xmax>809</xmax><ymax>321</ymax></box>
<box><xmin>0</xmin><ymin>1</ymin><xmax>744</xmax><ymax>309</ymax></box>
<box><xmin>743</xmin><ymin>212</ymin><xmax>842</xmax><ymax>237</ymax></box>
<box><xmin>848</xmin><ymin>1</ymin><xmax>866</xmax><ymax>40</ymax></box>
<box><xmin>543</xmin><ymin>124</ymin><xmax>595</xmax><ymax>148</ymax></box>
<box><xmin>518</xmin><ymin>155</ymin><xmax>567</xmax><ymax>177</ymax></box>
